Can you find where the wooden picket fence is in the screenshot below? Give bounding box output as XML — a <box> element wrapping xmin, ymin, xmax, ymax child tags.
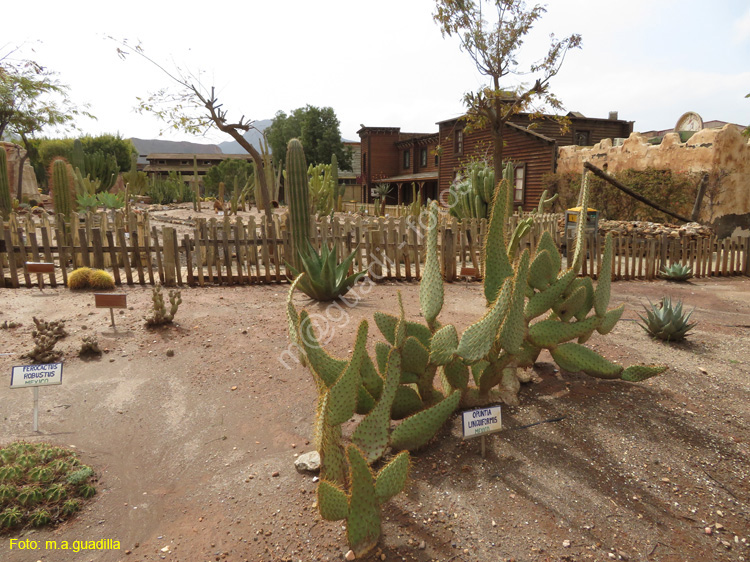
<box><xmin>1</xmin><ymin>210</ymin><xmax>748</xmax><ymax>289</ymax></box>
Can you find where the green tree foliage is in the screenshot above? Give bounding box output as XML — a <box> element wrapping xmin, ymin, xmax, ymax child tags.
<box><xmin>203</xmin><ymin>158</ymin><xmax>254</xmax><ymax>197</ymax></box>
<box><xmin>1</xmin><ymin>46</ymin><xmax>93</xmax><ymax>200</ymax></box>
<box><xmin>32</xmin><ymin>135</ymin><xmax>136</xmax><ymax>189</ymax></box>
<box><xmin>434</xmin><ymin>0</ymin><xmax>581</xmax><ymax>181</ymax></box>
<box><xmin>266</xmin><ymin>105</ymin><xmax>352</xmax><ymax>170</ymax></box>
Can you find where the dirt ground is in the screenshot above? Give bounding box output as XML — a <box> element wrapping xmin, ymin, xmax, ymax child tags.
<box><xmin>1</xmin><ymin>274</ymin><xmax>749</xmax><ymax>562</ymax></box>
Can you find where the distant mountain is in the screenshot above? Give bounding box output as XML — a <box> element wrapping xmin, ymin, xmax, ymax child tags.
<box><xmin>129</xmin><ymin>138</ymin><xmax>222</xmax><ymax>166</ymax></box>
<box><xmin>217</xmin><ymin>119</ymin><xmax>273</xmax><ymax>154</ymax></box>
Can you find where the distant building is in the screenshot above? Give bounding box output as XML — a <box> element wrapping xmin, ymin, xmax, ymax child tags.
<box><xmin>359</xmin><ymin>111</ymin><xmax>632</xmax><ymax>211</ymax></box>
<box><xmin>143</xmin><ymin>153</ymin><xmax>254</xmax><ymax>185</ymax></box>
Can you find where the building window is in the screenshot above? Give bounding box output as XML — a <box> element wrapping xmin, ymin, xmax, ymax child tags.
<box><xmin>403</xmin><ymin>150</ymin><xmax>410</xmax><ymax>169</ymax></box>
<box><xmin>435</xmin><ymin>154</ymin><xmax>439</xmax><ymax>166</ymax></box>
<box><xmin>574</xmin><ymin>130</ymin><xmax>590</xmax><ymax>146</ymax></box>
<box><xmin>513</xmin><ymin>164</ymin><xmax>525</xmax><ymax>204</ymax></box>
<box><xmin>454</xmin><ymin>130</ymin><xmax>463</xmax><ymax>155</ymax></box>
<box><xmin>420</xmin><ymin>148</ymin><xmax>427</xmax><ymax>167</ymax></box>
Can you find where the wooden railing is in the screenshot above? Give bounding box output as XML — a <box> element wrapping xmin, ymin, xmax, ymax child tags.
<box><xmin>1</xmin><ymin>211</ymin><xmax>747</xmax><ymax>288</ymax></box>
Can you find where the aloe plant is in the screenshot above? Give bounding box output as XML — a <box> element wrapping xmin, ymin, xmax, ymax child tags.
<box><xmin>660</xmin><ymin>262</ymin><xmax>693</xmax><ymax>281</ymax></box>
<box><xmin>287</xmin><ymin>241</ymin><xmax>365</xmax><ymax>301</ymax></box>
<box><xmin>638</xmin><ymin>297</ymin><xmax>696</xmax><ymax>341</ymax></box>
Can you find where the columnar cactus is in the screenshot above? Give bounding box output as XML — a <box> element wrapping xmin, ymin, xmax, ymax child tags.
<box><xmin>286</xmin><ymin>139</ymin><xmax>311</xmax><ymax>269</ymax></box>
<box><xmin>0</xmin><ymin>147</ymin><xmax>12</xmax><ymax>220</ymax></box>
<box><xmin>50</xmin><ymin>158</ymin><xmax>75</xmax><ymax>222</ymax></box>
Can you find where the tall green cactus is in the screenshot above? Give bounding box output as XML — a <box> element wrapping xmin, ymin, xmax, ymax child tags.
<box><xmin>0</xmin><ymin>148</ymin><xmax>12</xmax><ymax>220</ymax></box>
<box><xmin>286</xmin><ymin>138</ymin><xmax>311</xmax><ymax>270</ymax></box>
<box><xmin>50</xmin><ymin>158</ymin><xmax>75</xmax><ymax>222</ymax></box>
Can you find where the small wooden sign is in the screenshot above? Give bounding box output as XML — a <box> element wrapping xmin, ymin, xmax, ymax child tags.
<box><xmin>460</xmin><ymin>267</ymin><xmax>479</xmax><ymax>278</ymax></box>
<box><xmin>94</xmin><ymin>293</ymin><xmax>127</xmax><ymax>327</ymax></box>
<box><xmin>25</xmin><ymin>262</ymin><xmax>55</xmax><ymax>274</ymax></box>
<box><xmin>94</xmin><ymin>293</ymin><xmax>128</xmax><ymax>309</ymax></box>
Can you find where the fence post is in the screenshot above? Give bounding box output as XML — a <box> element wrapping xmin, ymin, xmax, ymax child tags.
<box><xmin>442</xmin><ymin>228</ymin><xmax>456</xmax><ymax>283</ymax></box>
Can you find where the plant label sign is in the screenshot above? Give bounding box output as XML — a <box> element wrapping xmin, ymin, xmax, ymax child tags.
<box><xmin>10</xmin><ymin>363</ymin><xmax>63</xmax><ymax>389</ymax></box>
<box><xmin>461</xmin><ymin>406</ymin><xmax>502</xmax><ymax>438</ymax></box>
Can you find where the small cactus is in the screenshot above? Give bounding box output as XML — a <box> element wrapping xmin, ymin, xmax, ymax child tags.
<box><xmin>88</xmin><ymin>269</ymin><xmax>115</xmax><ymax>290</ymax></box>
<box><xmin>68</xmin><ymin>267</ymin><xmax>93</xmax><ymax>290</ymax></box>
<box><xmin>145</xmin><ymin>285</ymin><xmax>182</xmax><ymax>326</ymax></box>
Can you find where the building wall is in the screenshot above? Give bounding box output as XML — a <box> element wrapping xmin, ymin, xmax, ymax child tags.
<box><xmin>556</xmin><ymin>126</ymin><xmax>750</xmax><ymax>237</ymax></box>
<box><xmin>509</xmin><ymin>114</ymin><xmax>633</xmax><ymax>146</ymax></box>
<box><xmin>437</xmin><ymin>121</ymin><xmax>556</xmax><ymax>211</ymax></box>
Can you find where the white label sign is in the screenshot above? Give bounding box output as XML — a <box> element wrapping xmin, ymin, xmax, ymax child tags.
<box><xmin>10</xmin><ymin>363</ymin><xmax>63</xmax><ymax>388</ymax></box>
<box><xmin>461</xmin><ymin>406</ymin><xmax>502</xmax><ymax>438</ymax></box>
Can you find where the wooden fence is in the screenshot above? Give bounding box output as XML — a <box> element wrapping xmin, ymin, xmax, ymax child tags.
<box><xmin>1</xmin><ymin>211</ymin><xmax>748</xmax><ymax>289</ymax></box>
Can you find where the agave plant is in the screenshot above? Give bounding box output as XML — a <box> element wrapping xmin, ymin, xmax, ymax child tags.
<box><xmin>660</xmin><ymin>262</ymin><xmax>693</xmax><ymax>281</ymax></box>
<box><xmin>287</xmin><ymin>241</ymin><xmax>366</xmax><ymax>301</ymax></box>
<box><xmin>639</xmin><ymin>297</ymin><xmax>697</xmax><ymax>341</ymax></box>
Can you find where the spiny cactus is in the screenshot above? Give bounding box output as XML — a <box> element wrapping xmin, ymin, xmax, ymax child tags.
<box><xmin>88</xmin><ymin>269</ymin><xmax>115</xmax><ymax>290</ymax></box>
<box><xmin>287</xmin><ymin>139</ymin><xmax>311</xmax><ymax>270</ymax></box>
<box><xmin>68</xmin><ymin>267</ymin><xmax>93</xmax><ymax>290</ymax></box>
<box><xmin>288</xmin><ymin>166</ymin><xmax>667</xmax><ymax>555</ymax></box>
<box><xmin>638</xmin><ymin>297</ymin><xmax>696</xmax><ymax>342</ymax></box>
<box><xmin>50</xmin><ymin>158</ymin><xmax>76</xmax><ymax>222</ymax></box>
<box><xmin>449</xmin><ymin>161</ymin><xmax>495</xmax><ymax>219</ymax></box>
<box><xmin>0</xmin><ymin>147</ymin><xmax>12</xmax><ymax>220</ymax></box>
<box><xmin>145</xmin><ymin>285</ymin><xmax>182</xmax><ymax>326</ymax></box>
<box><xmin>660</xmin><ymin>262</ymin><xmax>693</xmax><ymax>282</ymax></box>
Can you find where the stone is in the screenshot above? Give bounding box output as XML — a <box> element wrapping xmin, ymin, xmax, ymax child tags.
<box><xmin>345</xmin><ymin>549</ymin><xmax>356</xmax><ymax>560</ymax></box>
<box><xmin>294</xmin><ymin>451</ymin><xmax>321</xmax><ymax>473</ymax></box>
<box><xmin>1</xmin><ymin>142</ymin><xmax>39</xmax><ymax>202</ymax></box>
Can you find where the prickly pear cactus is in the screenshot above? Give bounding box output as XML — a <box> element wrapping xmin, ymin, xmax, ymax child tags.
<box><xmin>287</xmin><ymin>167</ymin><xmax>666</xmax><ymax>555</ymax></box>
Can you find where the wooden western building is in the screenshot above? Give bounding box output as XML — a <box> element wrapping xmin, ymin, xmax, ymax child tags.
<box><xmin>358</xmin><ymin>127</ymin><xmax>440</xmax><ymax>206</ymax></box>
<box><xmin>360</xmin><ymin>111</ymin><xmax>633</xmax><ymax>211</ymax></box>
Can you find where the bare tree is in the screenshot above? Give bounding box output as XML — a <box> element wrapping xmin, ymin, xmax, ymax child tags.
<box><xmin>113</xmin><ymin>39</ymin><xmax>272</xmax><ymax>220</ymax></box>
<box><xmin>434</xmin><ymin>0</ymin><xmax>582</xmax><ymax>181</ymax></box>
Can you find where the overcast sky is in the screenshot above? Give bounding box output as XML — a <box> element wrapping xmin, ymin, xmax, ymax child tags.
<box><xmin>4</xmin><ymin>0</ymin><xmax>749</xmax><ymax>145</ymax></box>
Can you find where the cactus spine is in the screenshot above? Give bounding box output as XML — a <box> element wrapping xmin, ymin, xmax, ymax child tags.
<box><xmin>0</xmin><ymin>148</ymin><xmax>11</xmax><ymax>220</ymax></box>
<box><xmin>50</xmin><ymin>158</ymin><xmax>75</xmax><ymax>222</ymax></box>
<box><xmin>286</xmin><ymin>139</ymin><xmax>311</xmax><ymax>269</ymax></box>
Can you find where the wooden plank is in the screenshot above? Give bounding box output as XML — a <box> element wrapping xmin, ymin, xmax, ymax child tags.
<box><xmin>16</xmin><ymin>228</ymin><xmax>32</xmax><ymax>287</ymax></box>
<box><xmin>212</xmin><ymin>219</ymin><xmax>222</xmax><ymax>284</ymax></box>
<box><xmin>260</xmin><ymin>218</ymin><xmax>271</xmax><ymax>283</ymax></box>
<box><xmin>193</xmin><ymin>222</ymin><xmax>206</xmax><ymax>287</ymax></box>
<box><xmin>76</xmin><ymin>227</ymin><xmax>90</xmax><ymax>269</ymax></box>
<box><xmin>27</xmin><ymin>232</ymin><xmax>45</xmax><ymax>288</ymax></box>
<box><xmin>94</xmin><ymin>293</ymin><xmax>127</xmax><ymax>308</ymax></box>
<box><xmin>369</xmin><ymin>230</ymin><xmax>383</xmax><ymax>280</ymax></box>
<box><xmin>151</xmin><ymin>226</ymin><xmax>165</xmax><ymax>285</ymax></box>
<box><xmin>117</xmin><ymin>229</ymin><xmax>133</xmax><ymax>285</ymax></box>
<box><xmin>91</xmin><ymin>228</ymin><xmax>105</xmax><ymax>270</ymax></box>
<box><xmin>443</xmin><ymin>228</ymin><xmax>456</xmax><ymax>282</ymax></box>
<box><xmin>172</xmin><ymin>228</ymin><xmax>183</xmax><ymax>286</ymax></box>
<box><xmin>249</xmin><ymin>217</ymin><xmax>259</xmax><ymax>283</ymax></box>
<box><xmin>40</xmin><ymin>228</ymin><xmax>57</xmax><ymax>288</ymax></box>
<box><xmin>721</xmin><ymin>238</ymin><xmax>729</xmax><ymax>276</ymax></box>
<box><xmin>234</xmin><ymin>219</ymin><xmax>245</xmax><ymax>284</ymax></box>
<box><xmin>162</xmin><ymin>227</ymin><xmax>177</xmax><ymax>287</ymax></box>
<box><xmin>222</xmin><ymin>217</ymin><xmax>233</xmax><ymax>285</ymax></box>
<box><xmin>743</xmin><ymin>236</ymin><xmax>750</xmax><ymax>276</ymax></box>
<box><xmin>184</xmin><ymin>234</ymin><xmax>195</xmax><ymax>286</ymax></box>
<box><xmin>105</xmin><ymin>231</ymin><xmax>121</xmax><ymax>285</ymax></box>
<box><xmin>130</xmin><ymin>230</ymin><xmax>145</xmax><ymax>284</ymax></box>
<box><xmin>143</xmin><ymin>224</ymin><xmax>155</xmax><ymax>285</ymax></box>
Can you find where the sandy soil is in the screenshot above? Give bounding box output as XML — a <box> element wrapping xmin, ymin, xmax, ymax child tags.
<box><xmin>1</xmin><ymin>275</ymin><xmax>749</xmax><ymax>562</ymax></box>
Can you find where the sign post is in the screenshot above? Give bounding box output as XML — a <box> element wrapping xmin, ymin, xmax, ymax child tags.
<box><xmin>461</xmin><ymin>405</ymin><xmax>502</xmax><ymax>458</ymax></box>
<box><xmin>11</xmin><ymin>363</ymin><xmax>64</xmax><ymax>433</ymax></box>
<box><xmin>94</xmin><ymin>293</ymin><xmax>128</xmax><ymax>328</ymax></box>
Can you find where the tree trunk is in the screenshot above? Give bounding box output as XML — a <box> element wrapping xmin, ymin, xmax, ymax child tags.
<box><xmin>218</xmin><ymin>128</ymin><xmax>272</xmax><ymax>222</ymax></box>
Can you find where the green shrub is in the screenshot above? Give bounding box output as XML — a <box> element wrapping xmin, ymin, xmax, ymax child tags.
<box><xmin>0</xmin><ymin>442</ymin><xmax>97</xmax><ymax>532</ymax></box>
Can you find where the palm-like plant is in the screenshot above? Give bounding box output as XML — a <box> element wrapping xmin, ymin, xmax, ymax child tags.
<box><xmin>374</xmin><ymin>183</ymin><xmax>392</xmax><ymax>216</ymax></box>
<box><xmin>288</xmin><ymin>241</ymin><xmax>366</xmax><ymax>301</ymax></box>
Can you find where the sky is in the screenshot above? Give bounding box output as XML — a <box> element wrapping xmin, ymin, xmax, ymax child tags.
<box><xmin>3</xmin><ymin>0</ymin><xmax>749</xmax><ymax>146</ymax></box>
